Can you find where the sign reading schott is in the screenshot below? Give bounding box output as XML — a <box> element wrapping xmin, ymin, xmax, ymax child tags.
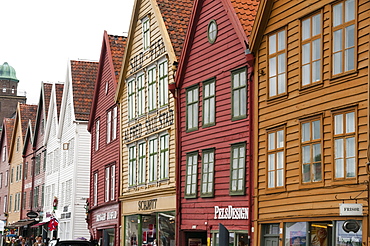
<box><xmin>214</xmin><ymin>206</ymin><xmax>249</xmax><ymax>220</ymax></box>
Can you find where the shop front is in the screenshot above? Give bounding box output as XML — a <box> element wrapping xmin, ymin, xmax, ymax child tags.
<box><xmin>122</xmin><ymin>195</ymin><xmax>175</xmax><ymax>246</ymax></box>
<box><xmin>90</xmin><ymin>203</ymin><xmax>120</xmax><ymax>246</ymax></box>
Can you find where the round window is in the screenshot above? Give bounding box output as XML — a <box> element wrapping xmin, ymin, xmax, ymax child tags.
<box><xmin>207</xmin><ymin>20</ymin><xmax>218</xmax><ymax>44</ymax></box>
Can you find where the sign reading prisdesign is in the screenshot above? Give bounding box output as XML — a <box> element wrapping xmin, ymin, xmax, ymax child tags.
<box><xmin>214</xmin><ymin>206</ymin><xmax>249</xmax><ymax>220</ymax></box>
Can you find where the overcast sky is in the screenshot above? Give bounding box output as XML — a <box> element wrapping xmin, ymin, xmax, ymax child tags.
<box><xmin>0</xmin><ymin>0</ymin><xmax>135</xmax><ymax>104</ymax></box>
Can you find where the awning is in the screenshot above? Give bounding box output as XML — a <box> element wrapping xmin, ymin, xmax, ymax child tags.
<box><xmin>9</xmin><ymin>220</ymin><xmax>35</xmax><ymax>227</ymax></box>
<box><xmin>31</xmin><ymin>221</ymin><xmax>48</xmax><ymax>228</ymax></box>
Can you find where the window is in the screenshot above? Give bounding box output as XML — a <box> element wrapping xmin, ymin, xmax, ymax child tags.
<box><xmin>211</xmin><ymin>231</ymin><xmax>248</xmax><ymax>246</ymax></box>
<box><xmin>148</xmin><ymin>138</ymin><xmax>158</xmax><ymax>182</ymax></box>
<box><xmin>34</xmin><ymin>186</ymin><xmax>39</xmax><ymax>208</ymax></box>
<box><xmin>129</xmin><ymin>146</ymin><xmax>137</xmax><ymax>186</ymax></box>
<box><xmin>137</xmin><ymin>74</ymin><xmax>145</xmax><ymax>116</ymax></box>
<box><xmin>148</xmin><ymin>67</ymin><xmax>157</xmax><ymax>111</ymax></box>
<box><xmin>268</xmin><ymin>30</ymin><xmax>286</xmax><ymax>97</ymax></box>
<box><xmin>16</xmin><ymin>137</ymin><xmax>20</xmax><ymax>152</ymax></box>
<box><xmin>5</xmin><ymin>171</ymin><xmax>8</xmax><ymax>187</ymax></box>
<box><xmin>24</xmin><ymin>162</ymin><xmax>28</xmax><ymax>180</ymax></box>
<box><xmin>0</xmin><ymin>173</ymin><xmax>2</xmax><ymax>188</ymax></box>
<box><xmin>334</xmin><ymin>111</ymin><xmax>355</xmax><ymax>178</ymax></box>
<box><xmin>107</xmin><ymin>111</ymin><xmax>112</xmax><ymax>144</ymax></box>
<box><xmin>105</xmin><ymin>167</ymin><xmax>110</xmax><ymax>202</ymax></box>
<box><xmin>301</xmin><ymin>119</ymin><xmax>322</xmax><ymax>183</ymax></box>
<box><xmin>201</xmin><ymin>149</ymin><xmax>214</xmax><ymax>197</ymax></box>
<box><xmin>142</xmin><ymin>17</ymin><xmax>150</xmax><ymax>50</ymax></box>
<box><xmin>128</xmin><ymin>80</ymin><xmax>136</xmax><ymax>120</ymax></box>
<box><xmin>159</xmin><ymin>60</ymin><xmax>168</xmax><ymax>107</ymax></box>
<box><xmin>186</xmin><ymin>86</ymin><xmax>199</xmax><ymax>131</ymax></box>
<box><xmin>232</xmin><ymin>68</ymin><xmax>247</xmax><ymax>119</ymax></box>
<box><xmin>301</xmin><ymin>13</ymin><xmax>322</xmax><ymax>86</ymax></box>
<box><xmin>66</xmin><ymin>179</ymin><xmax>72</xmax><ymax>205</ymax></box>
<box><xmin>68</xmin><ymin>139</ymin><xmax>74</xmax><ymax>165</ymax></box>
<box><xmin>112</xmin><ymin>106</ymin><xmax>117</xmax><ymax>141</ymax></box>
<box><xmin>93</xmin><ymin>173</ymin><xmax>98</xmax><ymax>206</ymax></box>
<box><xmin>332</xmin><ymin>0</ymin><xmax>355</xmax><ymax>75</ymax></box>
<box><xmin>110</xmin><ymin>165</ymin><xmax>115</xmax><ymax>201</ymax></box>
<box><xmin>267</xmin><ymin>129</ymin><xmax>285</xmax><ymax>188</ymax></box>
<box><xmin>3</xmin><ymin>195</ymin><xmax>7</xmax><ymax>213</ymax></box>
<box><xmin>95</xmin><ymin>120</ymin><xmax>100</xmax><ymax>151</ymax></box>
<box><xmin>2</xmin><ymin>146</ymin><xmax>5</xmax><ymax>162</ymax></box>
<box><xmin>22</xmin><ymin>192</ymin><xmax>26</xmax><ymax>210</ymax></box>
<box><xmin>43</xmin><ymin>151</ymin><xmax>47</xmax><ymax>171</ymax></box>
<box><xmin>35</xmin><ymin>154</ymin><xmax>41</xmax><ymax>175</ymax></box>
<box><xmin>10</xmin><ymin>168</ymin><xmax>13</xmax><ymax>184</ymax></box>
<box><xmin>207</xmin><ymin>20</ymin><xmax>218</xmax><ymax>44</ymax></box>
<box><xmin>185</xmin><ymin>152</ymin><xmax>198</xmax><ymax>198</ymax></box>
<box><xmin>159</xmin><ymin>134</ymin><xmax>169</xmax><ymax>180</ymax></box>
<box><xmin>41</xmin><ymin>185</ymin><xmax>44</xmax><ymax>209</ymax></box>
<box><xmin>230</xmin><ymin>143</ymin><xmax>246</xmax><ymax>195</ymax></box>
<box><xmin>8</xmin><ymin>195</ymin><xmax>12</xmax><ymax>213</ymax></box>
<box><xmin>203</xmin><ymin>79</ymin><xmax>215</xmax><ymax>126</ymax></box>
<box><xmin>138</xmin><ymin>142</ymin><xmax>146</xmax><ymax>185</ymax></box>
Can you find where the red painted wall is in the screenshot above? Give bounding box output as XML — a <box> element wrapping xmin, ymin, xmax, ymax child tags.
<box><xmin>178</xmin><ymin>0</ymin><xmax>253</xmax><ymax>235</ymax></box>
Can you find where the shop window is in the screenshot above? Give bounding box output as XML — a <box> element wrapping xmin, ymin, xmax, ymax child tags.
<box><xmin>211</xmin><ymin>231</ymin><xmax>248</xmax><ymax>246</ymax></box>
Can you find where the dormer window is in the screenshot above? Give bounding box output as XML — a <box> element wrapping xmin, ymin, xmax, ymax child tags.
<box><xmin>142</xmin><ymin>16</ymin><xmax>151</xmax><ymax>50</ymax></box>
<box><xmin>105</xmin><ymin>81</ymin><xmax>109</xmax><ymax>95</ymax></box>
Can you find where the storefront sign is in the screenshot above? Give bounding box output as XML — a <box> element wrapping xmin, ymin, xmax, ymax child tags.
<box><xmin>96</xmin><ymin>211</ymin><xmax>117</xmax><ymax>222</ymax></box>
<box><xmin>339</xmin><ymin>203</ymin><xmax>363</xmax><ymax>216</ymax></box>
<box><xmin>214</xmin><ymin>206</ymin><xmax>248</xmax><ymax>220</ymax></box>
<box><xmin>27</xmin><ymin>211</ymin><xmax>39</xmax><ymax>219</ymax></box>
<box><xmin>138</xmin><ymin>199</ymin><xmax>157</xmax><ymax>211</ymax></box>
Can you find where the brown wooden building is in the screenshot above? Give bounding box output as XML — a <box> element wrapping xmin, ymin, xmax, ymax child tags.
<box><xmin>249</xmin><ymin>0</ymin><xmax>370</xmax><ymax>246</ymax></box>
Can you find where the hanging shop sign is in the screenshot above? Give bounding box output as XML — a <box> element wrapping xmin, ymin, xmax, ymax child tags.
<box><xmin>214</xmin><ymin>206</ymin><xmax>248</xmax><ymax>220</ymax></box>
<box><xmin>339</xmin><ymin>203</ymin><xmax>363</xmax><ymax>216</ymax></box>
<box><xmin>27</xmin><ymin>211</ymin><xmax>39</xmax><ymax>219</ymax></box>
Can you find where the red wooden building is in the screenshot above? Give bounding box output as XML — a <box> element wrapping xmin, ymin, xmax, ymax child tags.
<box><xmin>174</xmin><ymin>0</ymin><xmax>258</xmax><ymax>245</ymax></box>
<box><xmin>87</xmin><ymin>31</ymin><xmax>126</xmax><ymax>245</ymax></box>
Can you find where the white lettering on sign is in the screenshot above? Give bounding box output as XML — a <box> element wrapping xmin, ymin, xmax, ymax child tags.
<box><xmin>339</xmin><ymin>203</ymin><xmax>363</xmax><ymax>216</ymax></box>
<box><xmin>214</xmin><ymin>206</ymin><xmax>248</xmax><ymax>220</ymax></box>
<box><xmin>96</xmin><ymin>211</ymin><xmax>117</xmax><ymax>222</ymax></box>
<box><xmin>25</xmin><ymin>182</ymin><xmax>32</xmax><ymax>189</ymax></box>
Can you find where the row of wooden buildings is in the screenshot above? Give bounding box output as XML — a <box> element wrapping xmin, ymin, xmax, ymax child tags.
<box><xmin>0</xmin><ymin>0</ymin><xmax>369</xmax><ymax>245</ymax></box>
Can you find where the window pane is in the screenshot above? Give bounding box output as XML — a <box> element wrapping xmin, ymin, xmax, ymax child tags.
<box><xmin>268</xmin><ymin>133</ymin><xmax>275</xmax><ymax>150</ymax></box>
<box><xmin>302</xmin><ymin>65</ymin><xmax>310</xmax><ymax>86</ymax></box>
<box><xmin>335</xmin><ymin>139</ymin><xmax>344</xmax><ymax>158</ymax></box>
<box><xmin>333</xmin><ymin>3</ymin><xmax>343</xmax><ymax>27</ymax></box>
<box><xmin>278</xmin><ymin>53</ymin><xmax>286</xmax><ymax>73</ymax></box>
<box><xmin>335</xmin><ymin>114</ymin><xmax>343</xmax><ymax>135</ymax></box>
<box><xmin>233</xmin><ymin>73</ymin><xmax>240</xmax><ymax>88</ymax></box>
<box><xmin>277</xmin><ymin>151</ymin><xmax>284</xmax><ymax>169</ymax></box>
<box><xmin>333</xmin><ymin>52</ymin><xmax>343</xmax><ymax>75</ymax></box>
<box><xmin>277</xmin><ymin>130</ymin><xmax>284</xmax><ymax>148</ymax></box>
<box><xmin>333</xmin><ymin>30</ymin><xmax>343</xmax><ymax>52</ymax></box>
<box><xmin>302</xmin><ymin>43</ymin><xmax>310</xmax><ymax>64</ymax></box>
<box><xmin>313</xmin><ymin>144</ymin><xmax>321</xmax><ymax>162</ymax></box>
<box><xmin>312</xmin><ymin>60</ymin><xmax>321</xmax><ymax>82</ymax></box>
<box><xmin>268</xmin><ymin>154</ymin><xmax>275</xmax><ymax>171</ymax></box>
<box><xmin>312</xmin><ymin>39</ymin><xmax>321</xmax><ymax>60</ymax></box>
<box><xmin>240</xmin><ymin>87</ymin><xmax>246</xmax><ymax>116</ymax></box>
<box><xmin>233</xmin><ymin>90</ymin><xmax>240</xmax><ymax>117</ymax></box>
<box><xmin>302</xmin><ymin>18</ymin><xmax>310</xmax><ymax>40</ymax></box>
<box><xmin>302</xmin><ymin>164</ymin><xmax>311</xmax><ymax>182</ymax></box>
<box><xmin>312</xmin><ymin>120</ymin><xmax>320</xmax><ymax>140</ymax></box>
<box><xmin>312</xmin><ymin>14</ymin><xmax>321</xmax><ymax>36</ymax></box>
<box><xmin>346</xmin><ymin>157</ymin><xmax>355</xmax><ymax>177</ymax></box>
<box><xmin>269</xmin><ymin>34</ymin><xmax>276</xmax><ymax>54</ymax></box>
<box><xmin>278</xmin><ymin>30</ymin><xmax>285</xmax><ymax>51</ymax></box>
<box><xmin>313</xmin><ymin>162</ymin><xmax>322</xmax><ymax>181</ymax></box>
<box><xmin>335</xmin><ymin>159</ymin><xmax>344</xmax><ymax>178</ymax></box>
<box><xmin>302</xmin><ymin>123</ymin><xmax>310</xmax><ymax>142</ymax></box>
<box><xmin>269</xmin><ymin>57</ymin><xmax>276</xmax><ymax>76</ymax></box>
<box><xmin>345</xmin><ymin>48</ymin><xmax>355</xmax><ymax>71</ymax></box>
<box><xmin>278</xmin><ymin>74</ymin><xmax>286</xmax><ymax>94</ymax></box>
<box><xmin>345</xmin><ymin>25</ymin><xmax>355</xmax><ymax>48</ymax></box>
<box><xmin>345</xmin><ymin>0</ymin><xmax>355</xmax><ymax>22</ymax></box>
<box><xmin>268</xmin><ymin>171</ymin><xmax>275</xmax><ymax>188</ymax></box>
<box><xmin>346</xmin><ymin>112</ymin><xmax>355</xmax><ymax>133</ymax></box>
<box><xmin>302</xmin><ymin>145</ymin><xmax>310</xmax><ymax>163</ymax></box>
<box><xmin>277</xmin><ymin>169</ymin><xmax>284</xmax><ymax>187</ymax></box>
<box><xmin>269</xmin><ymin>77</ymin><xmax>277</xmax><ymax>97</ymax></box>
<box><xmin>346</xmin><ymin>137</ymin><xmax>355</xmax><ymax>157</ymax></box>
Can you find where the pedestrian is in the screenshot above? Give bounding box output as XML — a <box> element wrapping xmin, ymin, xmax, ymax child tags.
<box><xmin>32</xmin><ymin>236</ymin><xmax>44</xmax><ymax>246</ymax></box>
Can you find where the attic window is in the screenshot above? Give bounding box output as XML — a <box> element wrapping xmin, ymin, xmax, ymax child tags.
<box><xmin>105</xmin><ymin>81</ymin><xmax>109</xmax><ymax>94</ymax></box>
<box><xmin>207</xmin><ymin>20</ymin><xmax>218</xmax><ymax>44</ymax></box>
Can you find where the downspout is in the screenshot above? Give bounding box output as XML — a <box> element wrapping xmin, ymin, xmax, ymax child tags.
<box><xmin>169</xmin><ymin>80</ymin><xmax>181</xmax><ymax>246</ymax></box>
<box><xmin>246</xmin><ymin>52</ymin><xmax>255</xmax><ymax>246</ymax></box>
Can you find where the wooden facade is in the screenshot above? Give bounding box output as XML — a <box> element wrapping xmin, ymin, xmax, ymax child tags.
<box><xmin>174</xmin><ymin>0</ymin><xmax>258</xmax><ymax>245</ymax></box>
<box><xmin>87</xmin><ymin>31</ymin><xmax>126</xmax><ymax>246</ymax></box>
<box><xmin>115</xmin><ymin>0</ymin><xmax>193</xmax><ymax>245</ymax></box>
<box><xmin>249</xmin><ymin>0</ymin><xmax>370</xmax><ymax>246</ymax></box>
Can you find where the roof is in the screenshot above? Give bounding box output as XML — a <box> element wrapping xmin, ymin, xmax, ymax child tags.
<box><xmin>156</xmin><ymin>0</ymin><xmax>194</xmax><ymax>60</ymax></box>
<box><xmin>70</xmin><ymin>60</ymin><xmax>99</xmax><ymax>121</ymax></box>
<box><xmin>55</xmin><ymin>83</ymin><xmax>64</xmax><ymax>117</ymax></box>
<box><xmin>43</xmin><ymin>82</ymin><xmax>53</xmax><ymax>120</ymax></box>
<box><xmin>0</xmin><ymin>62</ymin><xmax>18</xmax><ymax>81</ymax></box>
<box><xmin>108</xmin><ymin>34</ymin><xmax>127</xmax><ymax>82</ymax></box>
<box><xmin>230</xmin><ymin>0</ymin><xmax>259</xmax><ymax>40</ymax></box>
<box><xmin>4</xmin><ymin>118</ymin><xmax>15</xmax><ymax>152</ymax></box>
<box><xmin>19</xmin><ymin>104</ymin><xmax>38</xmax><ymax>138</ymax></box>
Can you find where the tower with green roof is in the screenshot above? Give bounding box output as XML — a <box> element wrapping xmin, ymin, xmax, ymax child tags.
<box><xmin>0</xmin><ymin>62</ymin><xmax>27</xmax><ymax>122</ymax></box>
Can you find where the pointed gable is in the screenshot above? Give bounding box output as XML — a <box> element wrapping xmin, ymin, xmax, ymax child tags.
<box><xmin>70</xmin><ymin>60</ymin><xmax>99</xmax><ymax>121</ymax></box>
<box><xmin>4</xmin><ymin>118</ymin><xmax>15</xmax><ymax>153</ymax></box>
<box><xmin>156</xmin><ymin>0</ymin><xmax>194</xmax><ymax>60</ymax></box>
<box><xmin>43</xmin><ymin>82</ymin><xmax>53</xmax><ymax>120</ymax></box>
<box><xmin>55</xmin><ymin>83</ymin><xmax>64</xmax><ymax>117</ymax></box>
<box><xmin>108</xmin><ymin>34</ymin><xmax>127</xmax><ymax>82</ymax></box>
<box><xmin>19</xmin><ymin>104</ymin><xmax>38</xmax><ymax>139</ymax></box>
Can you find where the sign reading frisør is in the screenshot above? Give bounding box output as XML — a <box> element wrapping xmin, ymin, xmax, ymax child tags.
<box><xmin>339</xmin><ymin>203</ymin><xmax>363</xmax><ymax>216</ymax></box>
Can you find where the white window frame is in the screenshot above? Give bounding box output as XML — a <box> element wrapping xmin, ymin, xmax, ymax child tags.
<box><xmin>137</xmin><ymin>74</ymin><xmax>145</xmax><ymax>116</ymax></box>
<box><xmin>159</xmin><ymin>133</ymin><xmax>169</xmax><ymax>180</ymax></box>
<box><xmin>142</xmin><ymin>17</ymin><xmax>150</xmax><ymax>51</ymax></box>
<box><xmin>105</xmin><ymin>167</ymin><xmax>110</xmax><ymax>202</ymax></box>
<box><xmin>128</xmin><ymin>145</ymin><xmax>137</xmax><ymax>186</ymax></box>
<box><xmin>148</xmin><ymin>137</ymin><xmax>158</xmax><ymax>182</ymax></box>
<box><xmin>107</xmin><ymin>111</ymin><xmax>112</xmax><ymax>144</ymax></box>
<box><xmin>110</xmin><ymin>165</ymin><xmax>115</xmax><ymax>201</ymax></box>
<box><xmin>158</xmin><ymin>60</ymin><xmax>168</xmax><ymax>107</ymax></box>
<box><xmin>148</xmin><ymin>66</ymin><xmax>157</xmax><ymax>111</ymax></box>
<box><xmin>138</xmin><ymin>142</ymin><xmax>146</xmax><ymax>185</ymax></box>
<box><xmin>128</xmin><ymin>79</ymin><xmax>136</xmax><ymax>120</ymax></box>
<box><xmin>93</xmin><ymin>173</ymin><xmax>98</xmax><ymax>206</ymax></box>
<box><xmin>95</xmin><ymin>120</ymin><xmax>100</xmax><ymax>151</ymax></box>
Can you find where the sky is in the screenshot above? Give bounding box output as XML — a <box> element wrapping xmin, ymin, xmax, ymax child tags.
<box><xmin>0</xmin><ymin>0</ymin><xmax>135</xmax><ymax>104</ymax></box>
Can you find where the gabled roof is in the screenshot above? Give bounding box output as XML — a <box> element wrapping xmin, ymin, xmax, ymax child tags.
<box><xmin>55</xmin><ymin>83</ymin><xmax>64</xmax><ymax>117</ymax></box>
<box><xmin>3</xmin><ymin>118</ymin><xmax>14</xmax><ymax>153</ymax></box>
<box><xmin>43</xmin><ymin>83</ymin><xmax>53</xmax><ymax>120</ymax></box>
<box><xmin>175</xmin><ymin>0</ymin><xmax>259</xmax><ymax>88</ymax></box>
<box><xmin>156</xmin><ymin>0</ymin><xmax>194</xmax><ymax>60</ymax></box>
<box><xmin>88</xmin><ymin>31</ymin><xmax>126</xmax><ymax>132</ymax></box>
<box><xmin>70</xmin><ymin>60</ymin><xmax>99</xmax><ymax>121</ymax></box>
<box><xmin>116</xmin><ymin>0</ymin><xmax>194</xmax><ymax>100</ymax></box>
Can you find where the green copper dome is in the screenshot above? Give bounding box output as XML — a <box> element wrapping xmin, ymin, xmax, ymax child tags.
<box><xmin>0</xmin><ymin>62</ymin><xmax>18</xmax><ymax>82</ymax></box>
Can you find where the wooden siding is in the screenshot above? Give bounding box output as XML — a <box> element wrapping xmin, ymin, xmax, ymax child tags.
<box><xmin>119</xmin><ymin>0</ymin><xmax>176</xmax><ymax>199</ymax></box>
<box><xmin>253</xmin><ymin>0</ymin><xmax>370</xmax><ymax>234</ymax></box>
<box><xmin>179</xmin><ymin>0</ymin><xmax>253</xmax><ymax>231</ymax></box>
